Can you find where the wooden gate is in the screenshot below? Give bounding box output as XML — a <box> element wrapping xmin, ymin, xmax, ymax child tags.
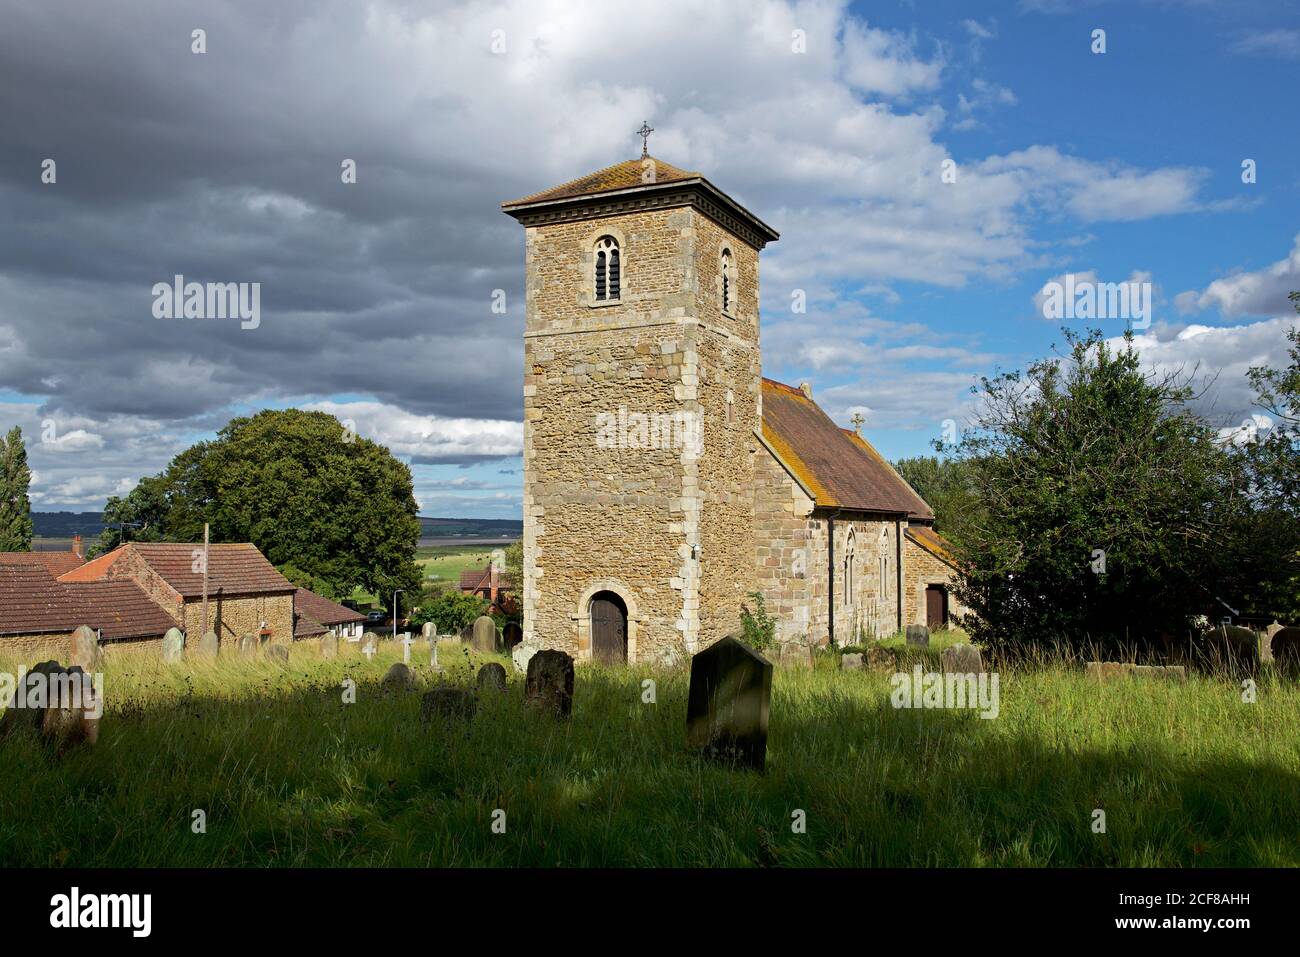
<box><xmin>925</xmin><ymin>585</ymin><xmax>947</xmax><ymax>630</ymax></box>
<box><xmin>590</xmin><ymin>592</ymin><xmax>628</xmax><ymax>664</ymax></box>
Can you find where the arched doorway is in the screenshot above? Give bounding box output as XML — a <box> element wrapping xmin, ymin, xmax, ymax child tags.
<box><xmin>590</xmin><ymin>591</ymin><xmax>628</xmax><ymax>664</ymax></box>
<box><xmin>925</xmin><ymin>584</ymin><xmax>948</xmax><ymax>630</ymax></box>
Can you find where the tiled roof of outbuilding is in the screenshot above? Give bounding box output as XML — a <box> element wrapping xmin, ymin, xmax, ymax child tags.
<box><xmin>0</xmin><ymin>550</ymin><xmax>87</xmax><ymax>577</ymax></box>
<box><xmin>294</xmin><ymin>588</ymin><xmax>364</xmax><ymax>627</ymax></box>
<box><xmin>62</xmin><ymin>580</ymin><xmax>179</xmax><ymax>640</ymax></box>
<box><xmin>60</xmin><ymin>542</ymin><xmax>294</xmax><ymax>598</ymax></box>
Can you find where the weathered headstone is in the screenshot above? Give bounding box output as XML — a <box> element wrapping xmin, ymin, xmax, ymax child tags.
<box><xmin>471</xmin><ymin>615</ymin><xmax>498</xmax><ymax>654</ymax></box>
<box><xmin>382</xmin><ymin>662</ymin><xmax>414</xmax><ymax>692</ymax></box>
<box><xmin>905</xmin><ymin>624</ymin><xmax>930</xmax><ymax>649</ymax></box>
<box><xmin>266</xmin><ymin>644</ymin><xmax>290</xmax><ymax>667</ymax></box>
<box><xmin>161</xmin><ymin>627</ymin><xmax>185</xmax><ymax>663</ymax></box>
<box><xmin>360</xmin><ymin>632</ymin><xmax>379</xmax><ymax>657</ymax></box>
<box><xmin>477</xmin><ymin>662</ymin><xmax>508</xmax><ymax>694</ymax></box>
<box><xmin>940</xmin><ymin>644</ymin><xmax>984</xmax><ymax>675</ymax></box>
<box><xmin>776</xmin><ymin>642</ymin><xmax>813</xmax><ymax>670</ymax></box>
<box><xmin>502</xmin><ymin>621</ymin><xmax>523</xmax><ymax>651</ymax></box>
<box><xmin>238</xmin><ymin>632</ymin><xmax>258</xmax><ymax>657</ymax></box>
<box><xmin>70</xmin><ymin>625</ymin><xmax>101</xmax><ymax>671</ymax></box>
<box><xmin>686</xmin><ymin>636</ymin><xmax>772</xmax><ymax>771</ymax></box>
<box><xmin>1197</xmin><ymin>625</ymin><xmax>1259</xmax><ymax>673</ymax></box>
<box><xmin>1270</xmin><ymin>627</ymin><xmax>1300</xmax><ymax>675</ymax></box>
<box><xmin>0</xmin><ymin>661</ymin><xmax>100</xmax><ymax>754</ymax></box>
<box><xmin>420</xmin><ymin>687</ymin><xmax>477</xmax><ymax>725</ymax></box>
<box><xmin>198</xmin><ymin>630</ymin><xmax>220</xmax><ymax>659</ymax></box>
<box><xmin>840</xmin><ymin>653</ymin><xmax>863</xmax><ymax>671</ymax></box>
<box><xmin>864</xmin><ymin>645</ymin><xmax>895</xmax><ymax>673</ymax></box>
<box><xmin>525</xmin><ymin>650</ymin><xmax>574</xmax><ymax>718</ymax></box>
<box><xmin>421</xmin><ymin>621</ymin><xmax>437</xmax><ymax>640</ymax></box>
<box><xmin>511</xmin><ymin>642</ymin><xmax>538</xmax><ymax>675</ymax></box>
<box><xmin>321</xmin><ymin>633</ymin><xmax>338</xmax><ymax>659</ymax></box>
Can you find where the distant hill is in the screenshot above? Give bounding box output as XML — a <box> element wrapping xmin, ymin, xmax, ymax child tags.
<box><xmin>418</xmin><ymin>517</ymin><xmax>521</xmax><ymax>539</ymax></box>
<box><xmin>32</xmin><ymin>511</ymin><xmax>105</xmax><ymax>538</ymax></box>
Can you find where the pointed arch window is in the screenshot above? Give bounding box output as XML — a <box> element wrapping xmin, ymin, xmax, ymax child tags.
<box><xmin>844</xmin><ymin>527</ymin><xmax>856</xmax><ymax>598</ymax></box>
<box><xmin>595</xmin><ymin>236</ymin><xmax>620</xmax><ymax>302</ymax></box>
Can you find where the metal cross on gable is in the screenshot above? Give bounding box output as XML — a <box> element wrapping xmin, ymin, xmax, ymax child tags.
<box><xmin>850</xmin><ymin>412</ymin><xmax>865</xmax><ymax>434</ymax></box>
<box><xmin>636</xmin><ymin>120</ymin><xmax>654</xmax><ymax>158</ymax></box>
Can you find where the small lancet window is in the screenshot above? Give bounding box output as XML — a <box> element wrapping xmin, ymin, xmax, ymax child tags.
<box><xmin>595</xmin><ymin>236</ymin><xmax>620</xmax><ymax>301</ymax></box>
<box><xmin>720</xmin><ymin>248</ymin><xmax>734</xmax><ymax>313</ymax></box>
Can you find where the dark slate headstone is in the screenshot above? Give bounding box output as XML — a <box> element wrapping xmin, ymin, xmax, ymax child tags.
<box><xmin>502</xmin><ymin>621</ymin><xmax>523</xmax><ymax>651</ymax></box>
<box><xmin>905</xmin><ymin>624</ymin><xmax>930</xmax><ymax>649</ymax></box>
<box><xmin>471</xmin><ymin>615</ymin><xmax>498</xmax><ymax>654</ymax></box>
<box><xmin>1270</xmin><ymin>627</ymin><xmax>1300</xmax><ymax>675</ymax></box>
<box><xmin>381</xmin><ymin>662</ymin><xmax>413</xmax><ymax>692</ymax></box>
<box><xmin>70</xmin><ymin>625</ymin><xmax>101</xmax><ymax>672</ymax></box>
<box><xmin>525</xmin><ymin>650</ymin><xmax>574</xmax><ymax>718</ymax></box>
<box><xmin>477</xmin><ymin>662</ymin><xmax>508</xmax><ymax>693</ymax></box>
<box><xmin>161</xmin><ymin>627</ymin><xmax>185</xmax><ymax>663</ymax></box>
<box><xmin>266</xmin><ymin>644</ymin><xmax>290</xmax><ymax>667</ymax></box>
<box><xmin>686</xmin><ymin>635</ymin><xmax>772</xmax><ymax>772</ymax></box>
<box><xmin>198</xmin><ymin>630</ymin><xmax>220</xmax><ymax>659</ymax></box>
<box><xmin>321</xmin><ymin>633</ymin><xmax>338</xmax><ymax>659</ymax></box>
<box><xmin>420</xmin><ymin>687</ymin><xmax>477</xmax><ymax>725</ymax></box>
<box><xmin>238</xmin><ymin>632</ymin><xmax>258</xmax><ymax>657</ymax></box>
<box><xmin>940</xmin><ymin>644</ymin><xmax>984</xmax><ymax>674</ymax></box>
<box><xmin>1198</xmin><ymin>625</ymin><xmax>1259</xmax><ymax>674</ymax></box>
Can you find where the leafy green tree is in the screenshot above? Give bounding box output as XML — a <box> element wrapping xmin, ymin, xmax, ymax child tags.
<box><xmin>409</xmin><ymin>591</ymin><xmax>487</xmax><ymax>633</ymax></box>
<box><xmin>0</xmin><ymin>427</ymin><xmax>33</xmax><ymax>551</ymax></box>
<box><xmin>93</xmin><ymin>473</ymin><xmax>169</xmax><ymax>555</ymax></box>
<box><xmin>96</xmin><ymin>410</ymin><xmax>423</xmax><ymax>603</ymax></box>
<box><xmin>951</xmin><ymin>329</ymin><xmax>1240</xmax><ymax>653</ymax></box>
<box><xmin>892</xmin><ymin>455</ymin><xmax>982</xmax><ymax>537</ymax></box>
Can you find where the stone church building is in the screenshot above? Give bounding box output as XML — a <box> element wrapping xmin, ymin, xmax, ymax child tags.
<box><xmin>503</xmin><ymin>155</ymin><xmax>963</xmax><ymax>665</ymax></box>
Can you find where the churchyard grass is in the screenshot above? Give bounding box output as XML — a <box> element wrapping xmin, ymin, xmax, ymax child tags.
<box><xmin>1</xmin><ymin>641</ymin><xmax>1296</xmax><ymax>867</ymax></box>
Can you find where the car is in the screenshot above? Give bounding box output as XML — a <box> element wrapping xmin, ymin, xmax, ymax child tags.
<box><xmin>366</xmin><ymin>610</ymin><xmax>386</xmax><ymax>624</ymax></box>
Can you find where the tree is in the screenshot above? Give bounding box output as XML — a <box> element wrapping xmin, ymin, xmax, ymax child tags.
<box><xmin>0</xmin><ymin>427</ymin><xmax>33</xmax><ymax>551</ymax></box>
<box><xmin>95</xmin><ymin>410</ymin><xmax>423</xmax><ymax>603</ymax></box>
<box><xmin>892</xmin><ymin>455</ymin><xmax>982</xmax><ymax>537</ymax></box>
<box><xmin>409</xmin><ymin>591</ymin><xmax>487</xmax><ymax>633</ymax></box>
<box><xmin>951</xmin><ymin>329</ymin><xmax>1239</xmax><ymax>654</ymax></box>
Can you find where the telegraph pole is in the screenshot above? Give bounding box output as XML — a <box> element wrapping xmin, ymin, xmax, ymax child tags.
<box><xmin>201</xmin><ymin>522</ymin><xmax>210</xmax><ymax>634</ymax></box>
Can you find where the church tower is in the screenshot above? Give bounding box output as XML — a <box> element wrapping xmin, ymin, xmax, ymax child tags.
<box><xmin>503</xmin><ymin>151</ymin><xmax>779</xmax><ymax>664</ymax></box>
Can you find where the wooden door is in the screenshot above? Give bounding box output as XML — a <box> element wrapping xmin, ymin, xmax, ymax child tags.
<box><xmin>591</xmin><ymin>594</ymin><xmax>627</xmax><ymax>664</ymax></box>
<box><xmin>926</xmin><ymin>585</ymin><xmax>947</xmax><ymax>630</ymax></box>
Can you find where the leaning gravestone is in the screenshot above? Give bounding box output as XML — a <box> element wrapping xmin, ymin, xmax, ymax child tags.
<box><xmin>238</xmin><ymin>632</ymin><xmax>258</xmax><ymax>657</ymax></box>
<box><xmin>502</xmin><ymin>621</ymin><xmax>523</xmax><ymax>651</ymax></box>
<box><xmin>266</xmin><ymin>644</ymin><xmax>290</xmax><ymax>668</ymax></box>
<box><xmin>525</xmin><ymin>650</ymin><xmax>574</xmax><ymax>718</ymax></box>
<box><xmin>477</xmin><ymin>662</ymin><xmax>508</xmax><ymax>694</ymax></box>
<box><xmin>0</xmin><ymin>661</ymin><xmax>100</xmax><ymax>754</ymax></box>
<box><xmin>420</xmin><ymin>687</ymin><xmax>477</xmax><ymax>725</ymax></box>
<box><xmin>321</xmin><ymin>633</ymin><xmax>338</xmax><ymax>659</ymax></box>
<box><xmin>905</xmin><ymin>624</ymin><xmax>930</xmax><ymax>649</ymax></box>
<box><xmin>198</xmin><ymin>630</ymin><xmax>220</xmax><ymax>659</ymax></box>
<box><xmin>471</xmin><ymin>616</ymin><xmax>498</xmax><ymax>654</ymax></box>
<box><xmin>70</xmin><ymin>625</ymin><xmax>101</xmax><ymax>671</ymax></box>
<box><xmin>382</xmin><ymin>662</ymin><xmax>414</xmax><ymax>691</ymax></box>
<box><xmin>940</xmin><ymin>644</ymin><xmax>984</xmax><ymax>675</ymax></box>
<box><xmin>161</xmin><ymin>627</ymin><xmax>185</xmax><ymax>663</ymax></box>
<box><xmin>686</xmin><ymin>635</ymin><xmax>772</xmax><ymax>772</ymax></box>
<box><xmin>511</xmin><ymin>642</ymin><xmax>538</xmax><ymax>675</ymax></box>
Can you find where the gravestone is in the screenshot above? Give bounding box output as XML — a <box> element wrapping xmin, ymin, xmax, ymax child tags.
<box><xmin>1270</xmin><ymin>627</ymin><xmax>1300</xmax><ymax>675</ymax></box>
<box><xmin>266</xmin><ymin>644</ymin><xmax>290</xmax><ymax>667</ymax></box>
<box><xmin>382</xmin><ymin>662</ymin><xmax>414</xmax><ymax>692</ymax></box>
<box><xmin>238</xmin><ymin>632</ymin><xmax>258</xmax><ymax>657</ymax></box>
<box><xmin>0</xmin><ymin>661</ymin><xmax>100</xmax><ymax>754</ymax></box>
<box><xmin>70</xmin><ymin>625</ymin><xmax>101</xmax><ymax>671</ymax></box>
<box><xmin>477</xmin><ymin>662</ymin><xmax>508</xmax><ymax>694</ymax></box>
<box><xmin>511</xmin><ymin>642</ymin><xmax>538</xmax><ymax>675</ymax></box>
<box><xmin>776</xmin><ymin>643</ymin><xmax>813</xmax><ymax>670</ymax></box>
<box><xmin>502</xmin><ymin>621</ymin><xmax>523</xmax><ymax>651</ymax></box>
<box><xmin>840</xmin><ymin>652</ymin><xmax>863</xmax><ymax>671</ymax></box>
<box><xmin>686</xmin><ymin>636</ymin><xmax>772</xmax><ymax>772</ymax></box>
<box><xmin>905</xmin><ymin>624</ymin><xmax>930</xmax><ymax>649</ymax></box>
<box><xmin>321</xmin><ymin>633</ymin><xmax>338</xmax><ymax>659</ymax></box>
<box><xmin>471</xmin><ymin>616</ymin><xmax>498</xmax><ymax>654</ymax></box>
<box><xmin>421</xmin><ymin>621</ymin><xmax>437</xmax><ymax>640</ymax></box>
<box><xmin>360</xmin><ymin>632</ymin><xmax>379</xmax><ymax>657</ymax></box>
<box><xmin>198</xmin><ymin>630</ymin><xmax>220</xmax><ymax>659</ymax></box>
<box><xmin>525</xmin><ymin>650</ymin><xmax>574</xmax><ymax>718</ymax></box>
<box><xmin>940</xmin><ymin>644</ymin><xmax>984</xmax><ymax>675</ymax></box>
<box><xmin>1198</xmin><ymin>625</ymin><xmax>1259</xmax><ymax>673</ymax></box>
<box><xmin>430</xmin><ymin>640</ymin><xmax>443</xmax><ymax>671</ymax></box>
<box><xmin>864</xmin><ymin>645</ymin><xmax>896</xmax><ymax>673</ymax></box>
<box><xmin>161</xmin><ymin>627</ymin><xmax>185</xmax><ymax>663</ymax></box>
<box><xmin>420</xmin><ymin>687</ymin><xmax>477</xmax><ymax>725</ymax></box>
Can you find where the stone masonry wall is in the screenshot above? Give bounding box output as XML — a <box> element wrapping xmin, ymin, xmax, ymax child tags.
<box><xmin>903</xmin><ymin>532</ymin><xmax>966</xmax><ymax>628</ymax></box>
<box><xmin>180</xmin><ymin>592</ymin><xmax>294</xmax><ymax>648</ymax></box>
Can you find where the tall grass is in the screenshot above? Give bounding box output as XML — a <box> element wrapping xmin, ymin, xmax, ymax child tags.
<box><xmin>0</xmin><ymin>639</ymin><xmax>1296</xmax><ymax>867</ymax></box>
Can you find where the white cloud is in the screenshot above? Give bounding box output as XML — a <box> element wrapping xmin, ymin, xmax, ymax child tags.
<box><xmin>305</xmin><ymin>400</ymin><xmax>522</xmax><ymax>461</ymax></box>
<box><xmin>1177</xmin><ymin>233</ymin><xmax>1300</xmax><ymax>318</ymax></box>
<box><xmin>1229</xmin><ymin>29</ymin><xmax>1300</xmax><ymax>59</ymax></box>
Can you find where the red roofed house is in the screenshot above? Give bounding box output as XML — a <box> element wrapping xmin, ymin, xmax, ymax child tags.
<box><xmin>503</xmin><ymin>154</ymin><xmax>966</xmax><ymax>662</ymax></box>
<box><xmin>292</xmin><ymin>587</ymin><xmax>366</xmax><ymax>640</ymax></box>
<box><xmin>60</xmin><ymin>542</ymin><xmax>295</xmax><ymax>650</ymax></box>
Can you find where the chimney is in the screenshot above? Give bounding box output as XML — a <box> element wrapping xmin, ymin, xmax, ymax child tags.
<box><xmin>799</xmin><ymin>381</ymin><xmax>813</xmax><ymax>399</ymax></box>
<box><xmin>72</xmin><ymin>534</ymin><xmax>84</xmax><ymax>559</ymax></box>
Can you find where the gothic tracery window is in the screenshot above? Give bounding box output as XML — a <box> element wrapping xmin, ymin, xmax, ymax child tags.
<box><xmin>595</xmin><ymin>236</ymin><xmax>620</xmax><ymax>301</ymax></box>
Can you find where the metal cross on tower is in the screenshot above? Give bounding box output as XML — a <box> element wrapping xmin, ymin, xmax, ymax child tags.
<box><xmin>636</xmin><ymin>121</ymin><xmax>654</xmax><ymax>158</ymax></box>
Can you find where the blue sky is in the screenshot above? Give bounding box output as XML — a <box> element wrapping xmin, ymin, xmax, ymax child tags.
<box><xmin>1</xmin><ymin>0</ymin><xmax>1297</xmax><ymax>520</ymax></box>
